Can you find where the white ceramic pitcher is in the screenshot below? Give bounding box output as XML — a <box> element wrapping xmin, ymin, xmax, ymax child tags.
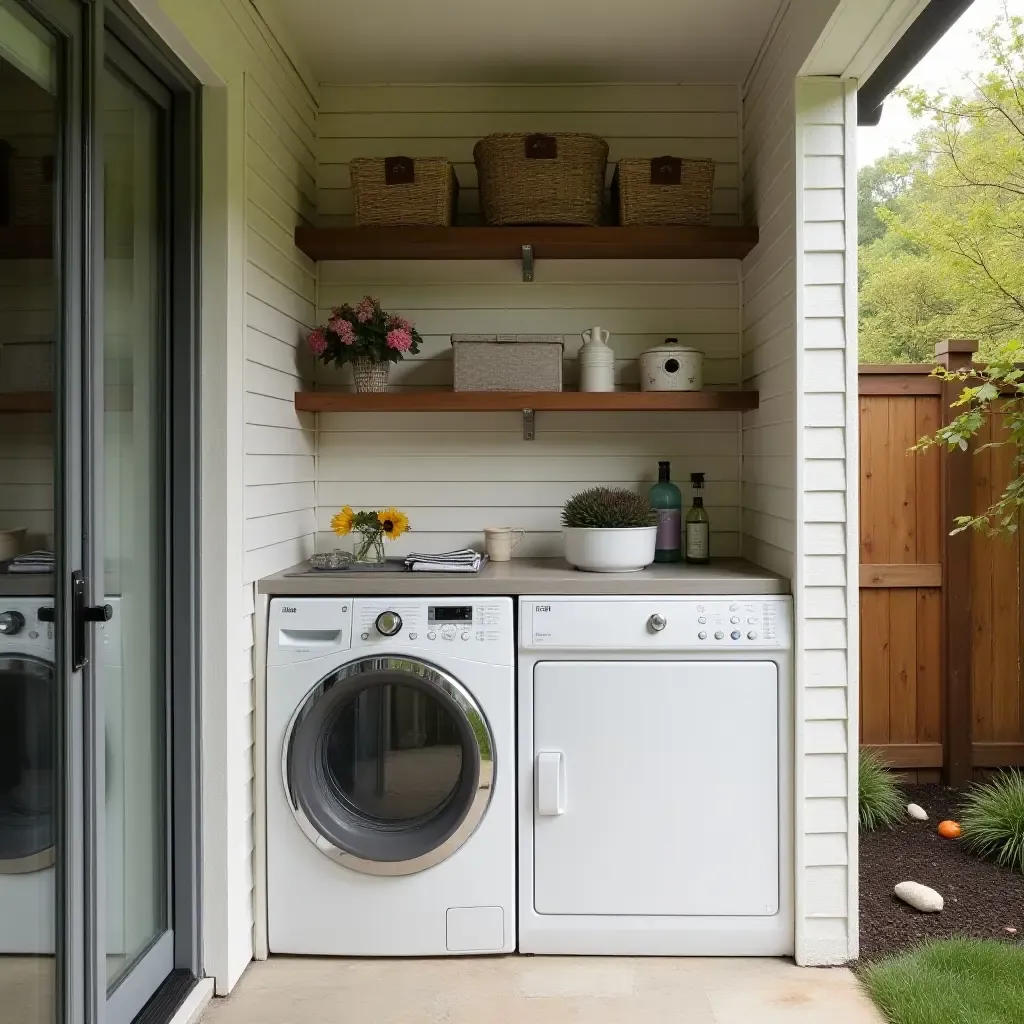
<box><xmin>579</xmin><ymin>326</ymin><xmax>615</xmax><ymax>392</ymax></box>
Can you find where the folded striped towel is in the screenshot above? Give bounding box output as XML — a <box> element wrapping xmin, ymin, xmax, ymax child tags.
<box><xmin>404</xmin><ymin>548</ymin><xmax>487</xmax><ymax>573</ymax></box>
<box><xmin>6</xmin><ymin>550</ymin><xmax>55</xmax><ymax>574</ymax></box>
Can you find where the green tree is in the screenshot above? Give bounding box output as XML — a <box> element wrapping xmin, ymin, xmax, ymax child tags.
<box><xmin>858</xmin><ymin>3</ymin><xmax>1024</xmax><ymax>364</ymax></box>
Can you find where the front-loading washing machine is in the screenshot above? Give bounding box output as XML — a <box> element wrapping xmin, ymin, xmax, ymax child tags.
<box><xmin>518</xmin><ymin>594</ymin><xmax>794</xmax><ymax>956</ymax></box>
<box><xmin>0</xmin><ymin>596</ymin><xmax>125</xmax><ymax>955</ymax></box>
<box><xmin>266</xmin><ymin>596</ymin><xmax>515</xmax><ymax>956</ymax></box>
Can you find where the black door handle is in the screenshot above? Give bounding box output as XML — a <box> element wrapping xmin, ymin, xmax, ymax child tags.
<box><xmin>84</xmin><ymin>603</ymin><xmax>113</xmax><ymax>622</ymax></box>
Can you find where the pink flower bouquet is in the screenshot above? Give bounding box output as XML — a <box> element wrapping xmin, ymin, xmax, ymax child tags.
<box><xmin>307</xmin><ymin>295</ymin><xmax>423</xmax><ymax>369</ymax></box>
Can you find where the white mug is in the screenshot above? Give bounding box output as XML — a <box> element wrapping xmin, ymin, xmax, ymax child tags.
<box><xmin>484</xmin><ymin>526</ymin><xmax>525</xmax><ymax>562</ymax></box>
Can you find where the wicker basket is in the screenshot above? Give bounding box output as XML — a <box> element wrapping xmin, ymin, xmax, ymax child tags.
<box><xmin>474</xmin><ymin>134</ymin><xmax>608</xmax><ymax>226</ymax></box>
<box><xmin>350</xmin><ymin>156</ymin><xmax>458</xmax><ymax>226</ymax></box>
<box><xmin>9</xmin><ymin>156</ymin><xmax>54</xmax><ymax>226</ymax></box>
<box><xmin>612</xmin><ymin>156</ymin><xmax>714</xmax><ymax>226</ymax></box>
<box><xmin>451</xmin><ymin>335</ymin><xmax>563</xmax><ymax>392</ymax></box>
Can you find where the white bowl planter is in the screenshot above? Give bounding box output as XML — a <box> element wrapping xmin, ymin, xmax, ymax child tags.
<box><xmin>563</xmin><ymin>526</ymin><xmax>657</xmax><ymax>573</ymax></box>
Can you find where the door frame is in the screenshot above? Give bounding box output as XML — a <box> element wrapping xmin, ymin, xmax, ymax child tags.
<box><xmin>86</xmin><ymin>3</ymin><xmax>202</xmax><ymax>1022</ymax></box>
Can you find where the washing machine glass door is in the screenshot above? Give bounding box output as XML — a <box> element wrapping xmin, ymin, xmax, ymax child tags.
<box><xmin>0</xmin><ymin>655</ymin><xmax>55</xmax><ymax>873</ymax></box>
<box><xmin>284</xmin><ymin>656</ymin><xmax>495</xmax><ymax>875</ymax></box>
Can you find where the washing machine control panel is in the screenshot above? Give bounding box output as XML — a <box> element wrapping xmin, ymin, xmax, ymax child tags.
<box><xmin>353</xmin><ymin>599</ymin><xmax>514</xmax><ymax>662</ymax></box>
<box><xmin>521</xmin><ymin>596</ymin><xmax>791</xmax><ymax>650</ymax></box>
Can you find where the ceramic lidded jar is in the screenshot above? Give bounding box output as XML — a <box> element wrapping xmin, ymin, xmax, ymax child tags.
<box><xmin>639</xmin><ymin>338</ymin><xmax>703</xmax><ymax>392</ymax></box>
<box><xmin>578</xmin><ymin>326</ymin><xmax>615</xmax><ymax>392</ymax></box>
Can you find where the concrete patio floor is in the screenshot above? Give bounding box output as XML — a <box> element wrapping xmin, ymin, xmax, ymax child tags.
<box><xmin>200</xmin><ymin>955</ymin><xmax>885</xmax><ymax>1024</ymax></box>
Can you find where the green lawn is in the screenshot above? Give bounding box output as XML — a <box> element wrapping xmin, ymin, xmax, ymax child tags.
<box><xmin>861</xmin><ymin>939</ymin><xmax>1024</xmax><ymax>1024</ymax></box>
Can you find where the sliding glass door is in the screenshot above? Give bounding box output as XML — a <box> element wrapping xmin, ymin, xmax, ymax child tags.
<box><xmin>0</xmin><ymin>3</ymin><xmax>197</xmax><ymax>1023</ymax></box>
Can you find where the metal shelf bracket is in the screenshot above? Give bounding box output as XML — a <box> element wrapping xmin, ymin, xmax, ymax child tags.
<box><xmin>522</xmin><ymin>408</ymin><xmax>535</xmax><ymax>440</ymax></box>
<box><xmin>521</xmin><ymin>244</ymin><xmax>534</xmax><ymax>282</ymax></box>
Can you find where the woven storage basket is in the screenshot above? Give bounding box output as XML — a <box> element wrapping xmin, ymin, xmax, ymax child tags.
<box><xmin>350</xmin><ymin>156</ymin><xmax>458</xmax><ymax>226</ymax></box>
<box><xmin>612</xmin><ymin>156</ymin><xmax>714</xmax><ymax>226</ymax></box>
<box><xmin>451</xmin><ymin>335</ymin><xmax>563</xmax><ymax>392</ymax></box>
<box><xmin>474</xmin><ymin>134</ymin><xmax>608</xmax><ymax>226</ymax></box>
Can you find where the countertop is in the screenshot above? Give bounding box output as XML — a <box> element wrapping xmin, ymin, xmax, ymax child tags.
<box><xmin>257</xmin><ymin>557</ymin><xmax>789</xmax><ymax>597</ymax></box>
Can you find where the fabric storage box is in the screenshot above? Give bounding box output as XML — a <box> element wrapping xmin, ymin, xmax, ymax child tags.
<box><xmin>612</xmin><ymin>156</ymin><xmax>714</xmax><ymax>226</ymax></box>
<box><xmin>350</xmin><ymin>156</ymin><xmax>459</xmax><ymax>226</ymax></box>
<box><xmin>474</xmin><ymin>134</ymin><xmax>608</xmax><ymax>225</ymax></box>
<box><xmin>451</xmin><ymin>335</ymin><xmax>563</xmax><ymax>391</ymax></box>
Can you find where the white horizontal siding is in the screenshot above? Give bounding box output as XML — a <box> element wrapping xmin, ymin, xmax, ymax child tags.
<box><xmin>743</xmin><ymin>0</ymin><xmax>853</xmax><ymax>968</ymax></box>
<box><xmin>315</xmin><ymin>85</ymin><xmax>740</xmax><ymax>562</ymax></box>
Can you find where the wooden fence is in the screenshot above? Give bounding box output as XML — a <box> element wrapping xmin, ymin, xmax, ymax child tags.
<box><xmin>859</xmin><ymin>340</ymin><xmax>1024</xmax><ymax>783</ymax></box>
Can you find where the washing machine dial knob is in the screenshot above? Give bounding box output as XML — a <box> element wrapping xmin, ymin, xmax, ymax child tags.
<box><xmin>647</xmin><ymin>613</ymin><xmax>667</xmax><ymax>632</ymax></box>
<box><xmin>0</xmin><ymin>611</ymin><xmax>26</xmax><ymax>636</ymax></box>
<box><xmin>375</xmin><ymin>610</ymin><xmax>403</xmax><ymax>637</ymax></box>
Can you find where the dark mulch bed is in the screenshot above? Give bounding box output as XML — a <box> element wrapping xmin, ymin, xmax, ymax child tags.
<box><xmin>859</xmin><ymin>784</ymin><xmax>1024</xmax><ymax>961</ymax></box>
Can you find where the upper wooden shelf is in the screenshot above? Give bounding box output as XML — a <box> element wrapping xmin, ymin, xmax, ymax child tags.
<box><xmin>0</xmin><ymin>225</ymin><xmax>52</xmax><ymax>259</ymax></box>
<box><xmin>294</xmin><ymin>225</ymin><xmax>759</xmax><ymax>262</ymax></box>
<box><xmin>295</xmin><ymin>390</ymin><xmax>758</xmax><ymax>413</ymax></box>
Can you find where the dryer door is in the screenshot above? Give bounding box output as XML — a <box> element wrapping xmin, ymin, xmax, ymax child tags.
<box><xmin>284</xmin><ymin>656</ymin><xmax>495</xmax><ymax>875</ymax></box>
<box><xmin>0</xmin><ymin>655</ymin><xmax>55</xmax><ymax>873</ymax></box>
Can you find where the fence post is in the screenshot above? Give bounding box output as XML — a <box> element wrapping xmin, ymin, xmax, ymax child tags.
<box><xmin>935</xmin><ymin>339</ymin><xmax>978</xmax><ymax>786</ymax></box>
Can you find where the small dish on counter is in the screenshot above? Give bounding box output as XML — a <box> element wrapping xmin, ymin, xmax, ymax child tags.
<box><xmin>307</xmin><ymin>550</ymin><xmax>354</xmax><ymax>571</ymax></box>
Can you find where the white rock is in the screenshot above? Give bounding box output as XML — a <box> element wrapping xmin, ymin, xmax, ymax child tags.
<box><xmin>907</xmin><ymin>803</ymin><xmax>929</xmax><ymax>821</ymax></box>
<box><xmin>895</xmin><ymin>881</ymin><xmax>944</xmax><ymax>913</ymax></box>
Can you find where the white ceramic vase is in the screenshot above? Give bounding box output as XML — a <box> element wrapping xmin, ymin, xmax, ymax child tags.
<box><xmin>563</xmin><ymin>526</ymin><xmax>657</xmax><ymax>573</ymax></box>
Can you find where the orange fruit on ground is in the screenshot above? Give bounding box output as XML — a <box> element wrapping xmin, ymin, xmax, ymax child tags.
<box><xmin>937</xmin><ymin>820</ymin><xmax>961</xmax><ymax>839</ymax></box>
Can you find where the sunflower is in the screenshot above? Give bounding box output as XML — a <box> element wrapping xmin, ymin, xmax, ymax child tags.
<box><xmin>377</xmin><ymin>507</ymin><xmax>409</xmax><ymax>540</ymax></box>
<box><xmin>331</xmin><ymin>505</ymin><xmax>355</xmax><ymax>536</ymax></box>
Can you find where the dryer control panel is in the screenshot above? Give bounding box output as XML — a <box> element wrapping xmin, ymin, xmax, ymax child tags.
<box><xmin>521</xmin><ymin>596</ymin><xmax>791</xmax><ymax>651</ymax></box>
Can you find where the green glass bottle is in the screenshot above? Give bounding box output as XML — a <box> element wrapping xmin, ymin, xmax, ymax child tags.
<box><xmin>685</xmin><ymin>472</ymin><xmax>710</xmax><ymax>564</ymax></box>
<box><xmin>649</xmin><ymin>461</ymin><xmax>682</xmax><ymax>562</ymax></box>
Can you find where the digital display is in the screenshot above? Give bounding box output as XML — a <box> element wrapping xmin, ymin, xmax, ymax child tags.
<box><xmin>429</xmin><ymin>606</ymin><xmax>473</xmax><ymax>623</ymax></box>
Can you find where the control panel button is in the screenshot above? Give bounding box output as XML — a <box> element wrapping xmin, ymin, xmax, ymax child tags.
<box><xmin>408</xmin><ymin>632</ymin><xmax>418</xmax><ymax>640</ymax></box>
<box><xmin>647</xmin><ymin>613</ymin><xmax>667</xmax><ymax>632</ymax></box>
<box><xmin>0</xmin><ymin>611</ymin><xmax>26</xmax><ymax>636</ymax></box>
<box><xmin>461</xmin><ymin>632</ymin><xmax>471</xmax><ymax>641</ymax></box>
<box><xmin>427</xmin><ymin>632</ymin><xmax>436</xmax><ymax>640</ymax></box>
<box><xmin>714</xmin><ymin>630</ymin><xmax>724</xmax><ymax>640</ymax></box>
<box><xmin>697</xmin><ymin>616</ymin><xmax>707</xmax><ymax>624</ymax></box>
<box><xmin>731</xmin><ymin>630</ymin><xmax>741</xmax><ymax>640</ymax></box>
<box><xmin>441</xmin><ymin>624</ymin><xmax>457</xmax><ymax>640</ymax></box>
<box><xmin>697</xmin><ymin>631</ymin><xmax>707</xmax><ymax>640</ymax></box>
<box><xmin>730</xmin><ymin>616</ymin><xmax>740</xmax><ymax>624</ymax></box>
<box><xmin>375</xmin><ymin>610</ymin><xmax>403</xmax><ymax>636</ymax></box>
<box><xmin>747</xmin><ymin>631</ymin><xmax>758</xmax><ymax>640</ymax></box>
<box><xmin>729</xmin><ymin>604</ymin><xmax>739</xmax><ymax>611</ymax></box>
<box><xmin>360</xmin><ymin>632</ymin><xmax>370</xmax><ymax>641</ymax></box>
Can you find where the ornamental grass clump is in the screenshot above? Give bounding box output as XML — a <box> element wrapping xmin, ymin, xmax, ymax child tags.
<box><xmin>960</xmin><ymin>769</ymin><xmax>1024</xmax><ymax>873</ymax></box>
<box><xmin>859</xmin><ymin>748</ymin><xmax>905</xmax><ymax>830</ymax></box>
<box><xmin>561</xmin><ymin>487</ymin><xmax>656</xmax><ymax>529</ymax></box>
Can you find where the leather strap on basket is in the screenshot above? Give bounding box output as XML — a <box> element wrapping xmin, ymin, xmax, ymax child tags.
<box><xmin>650</xmin><ymin>156</ymin><xmax>682</xmax><ymax>185</ymax></box>
<box><xmin>384</xmin><ymin>156</ymin><xmax>415</xmax><ymax>184</ymax></box>
<box><xmin>525</xmin><ymin>134</ymin><xmax>558</xmax><ymax>159</ymax></box>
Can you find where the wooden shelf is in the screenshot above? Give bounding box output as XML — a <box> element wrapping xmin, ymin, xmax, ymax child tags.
<box><xmin>294</xmin><ymin>224</ymin><xmax>759</xmax><ymax>262</ymax></box>
<box><xmin>0</xmin><ymin>225</ymin><xmax>52</xmax><ymax>259</ymax></box>
<box><xmin>295</xmin><ymin>390</ymin><xmax>759</xmax><ymax>413</ymax></box>
<box><xmin>0</xmin><ymin>391</ymin><xmax>52</xmax><ymax>412</ymax></box>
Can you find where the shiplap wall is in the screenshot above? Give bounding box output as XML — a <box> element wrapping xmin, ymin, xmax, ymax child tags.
<box><xmin>236</xmin><ymin>21</ymin><xmax>318</xmax><ymax>985</ymax></box>
<box><xmin>741</xmin><ymin>0</ymin><xmax>856</xmax><ymax>966</ymax></box>
<box><xmin>160</xmin><ymin>0</ymin><xmax>320</xmax><ymax>991</ymax></box>
<box><xmin>0</xmin><ymin>65</ymin><xmax>54</xmax><ymax>549</ymax></box>
<box><xmin>314</xmin><ymin>84</ymin><xmax>743</xmax><ymax>557</ymax></box>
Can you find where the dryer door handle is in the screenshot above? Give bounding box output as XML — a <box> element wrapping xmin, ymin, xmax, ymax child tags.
<box><xmin>536</xmin><ymin>751</ymin><xmax>566</xmax><ymax>816</ymax></box>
